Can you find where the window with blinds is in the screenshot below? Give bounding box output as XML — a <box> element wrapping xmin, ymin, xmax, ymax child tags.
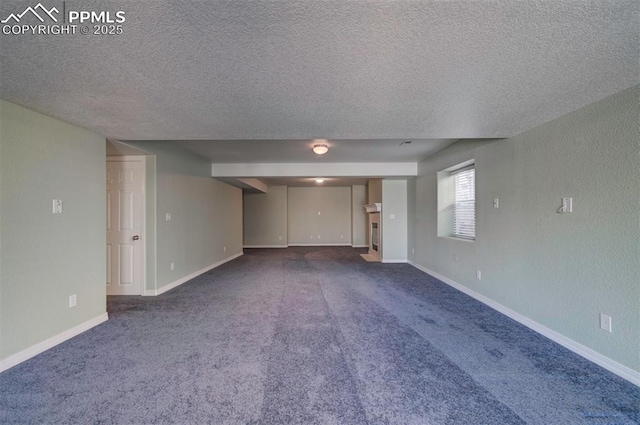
<box><xmin>452</xmin><ymin>166</ymin><xmax>475</xmax><ymax>240</ymax></box>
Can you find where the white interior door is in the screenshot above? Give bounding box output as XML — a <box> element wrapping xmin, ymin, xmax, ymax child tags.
<box><xmin>106</xmin><ymin>159</ymin><xmax>144</xmax><ymax>295</ymax></box>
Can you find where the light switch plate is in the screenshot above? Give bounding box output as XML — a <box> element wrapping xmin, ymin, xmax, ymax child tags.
<box><xmin>560</xmin><ymin>197</ymin><xmax>573</xmax><ymax>213</ymax></box>
<box><xmin>53</xmin><ymin>199</ymin><xmax>63</xmax><ymax>214</ymax></box>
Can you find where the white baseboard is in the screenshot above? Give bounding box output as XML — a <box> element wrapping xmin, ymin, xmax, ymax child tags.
<box><xmin>382</xmin><ymin>259</ymin><xmax>408</xmax><ymax>263</ymax></box>
<box><xmin>0</xmin><ymin>312</ymin><xmax>109</xmax><ymax>373</ymax></box>
<box><xmin>408</xmin><ymin>261</ymin><xmax>640</xmax><ymax>387</ymax></box>
<box><xmin>243</xmin><ymin>245</ymin><xmax>287</xmax><ymax>248</ymax></box>
<box><xmin>145</xmin><ymin>252</ymin><xmax>243</xmax><ymax>296</ymax></box>
<box><xmin>287</xmin><ymin>243</ymin><xmax>352</xmax><ymax>247</ymax></box>
<box><xmin>352</xmin><ymin>244</ymin><xmax>368</xmax><ymax>248</ymax></box>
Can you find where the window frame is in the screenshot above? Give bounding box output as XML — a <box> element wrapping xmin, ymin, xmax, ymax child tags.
<box><xmin>451</xmin><ymin>165</ymin><xmax>476</xmax><ymax>240</ymax></box>
<box><xmin>436</xmin><ymin>159</ymin><xmax>476</xmax><ymax>242</ymax></box>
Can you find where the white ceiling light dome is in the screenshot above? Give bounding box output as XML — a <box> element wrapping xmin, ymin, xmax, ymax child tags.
<box><xmin>312</xmin><ymin>144</ymin><xmax>329</xmax><ymax>155</ymax></box>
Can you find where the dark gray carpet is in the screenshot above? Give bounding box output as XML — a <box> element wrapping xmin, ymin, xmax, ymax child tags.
<box><xmin>1</xmin><ymin>247</ymin><xmax>638</xmax><ymax>424</ymax></box>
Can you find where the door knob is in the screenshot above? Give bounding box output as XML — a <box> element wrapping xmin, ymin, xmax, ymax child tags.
<box><xmin>132</xmin><ymin>235</ymin><xmax>140</xmax><ymax>241</ymax></box>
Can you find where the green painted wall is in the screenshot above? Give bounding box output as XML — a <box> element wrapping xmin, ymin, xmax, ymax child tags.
<box><xmin>128</xmin><ymin>142</ymin><xmax>243</xmax><ymax>291</ymax></box>
<box><xmin>0</xmin><ymin>101</ymin><xmax>106</xmax><ymax>359</ymax></box>
<box><xmin>408</xmin><ymin>86</ymin><xmax>640</xmax><ymax>372</ymax></box>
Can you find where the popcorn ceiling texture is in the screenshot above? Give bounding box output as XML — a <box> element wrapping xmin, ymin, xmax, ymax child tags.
<box><xmin>0</xmin><ymin>1</ymin><xmax>638</xmax><ymax>140</ymax></box>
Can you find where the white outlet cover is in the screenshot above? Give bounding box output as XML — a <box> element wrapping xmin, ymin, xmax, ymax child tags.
<box><xmin>390</xmin><ymin>213</ymin><xmax>396</xmax><ymax>219</ymax></box>
<box><xmin>493</xmin><ymin>198</ymin><xmax>499</xmax><ymax>209</ymax></box>
<box><xmin>600</xmin><ymin>314</ymin><xmax>612</xmax><ymax>332</ymax></box>
<box><xmin>166</xmin><ymin>213</ymin><xmax>172</xmax><ymax>221</ymax></box>
<box><xmin>170</xmin><ymin>262</ymin><xmax>175</xmax><ymax>270</ymax></box>
<box><xmin>476</xmin><ymin>270</ymin><xmax>482</xmax><ymax>280</ymax></box>
<box><xmin>69</xmin><ymin>294</ymin><xmax>77</xmax><ymax>308</ymax></box>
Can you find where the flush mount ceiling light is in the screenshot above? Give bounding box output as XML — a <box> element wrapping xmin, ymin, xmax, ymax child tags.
<box><xmin>312</xmin><ymin>144</ymin><xmax>329</xmax><ymax>155</ymax></box>
<box><xmin>315</xmin><ymin>178</ymin><xmax>325</xmax><ymax>183</ymax></box>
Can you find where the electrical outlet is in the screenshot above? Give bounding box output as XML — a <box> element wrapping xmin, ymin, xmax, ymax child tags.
<box><xmin>317</xmin><ymin>211</ymin><xmax>321</xmax><ymax>216</ymax></box>
<box><xmin>223</xmin><ymin>246</ymin><xmax>226</xmax><ymax>252</ymax></box>
<box><xmin>476</xmin><ymin>270</ymin><xmax>482</xmax><ymax>280</ymax></box>
<box><xmin>600</xmin><ymin>314</ymin><xmax>612</xmax><ymax>332</ymax></box>
<box><xmin>317</xmin><ymin>235</ymin><xmax>321</xmax><ymax>239</ymax></box>
<box><xmin>69</xmin><ymin>294</ymin><xmax>77</xmax><ymax>308</ymax></box>
<box><xmin>166</xmin><ymin>213</ymin><xmax>171</xmax><ymax>221</ymax></box>
<box><xmin>390</xmin><ymin>213</ymin><xmax>396</xmax><ymax>219</ymax></box>
<box><xmin>412</xmin><ymin>248</ymin><xmax>415</xmax><ymax>254</ymax></box>
<box><xmin>493</xmin><ymin>198</ymin><xmax>499</xmax><ymax>209</ymax></box>
<box><xmin>341</xmin><ymin>234</ymin><xmax>344</xmax><ymax>239</ymax></box>
<box><xmin>278</xmin><ymin>236</ymin><xmax>282</xmax><ymax>240</ymax></box>
<box><xmin>170</xmin><ymin>262</ymin><xmax>175</xmax><ymax>271</ymax></box>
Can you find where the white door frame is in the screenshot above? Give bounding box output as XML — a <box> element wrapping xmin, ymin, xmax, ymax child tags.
<box><xmin>107</xmin><ymin>155</ymin><xmax>146</xmax><ymax>295</ymax></box>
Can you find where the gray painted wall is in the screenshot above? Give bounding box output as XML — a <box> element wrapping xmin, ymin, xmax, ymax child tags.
<box><xmin>288</xmin><ymin>187</ymin><xmax>352</xmax><ymax>245</ymax></box>
<box><xmin>128</xmin><ymin>142</ymin><xmax>243</xmax><ymax>291</ymax></box>
<box><xmin>243</xmin><ymin>185</ymin><xmax>288</xmax><ymax>247</ymax></box>
<box><xmin>351</xmin><ymin>185</ymin><xmax>368</xmax><ymax>246</ymax></box>
<box><xmin>408</xmin><ymin>86</ymin><xmax>639</xmax><ymax>372</ymax></box>
<box><xmin>382</xmin><ymin>180</ymin><xmax>408</xmax><ymax>261</ymax></box>
<box><xmin>0</xmin><ymin>101</ymin><xmax>106</xmax><ymax>359</ymax></box>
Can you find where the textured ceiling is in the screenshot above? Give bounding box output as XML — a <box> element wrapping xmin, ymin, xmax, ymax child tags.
<box><xmin>1</xmin><ymin>0</ymin><xmax>638</xmax><ymax>141</ymax></box>
<box><xmin>168</xmin><ymin>139</ymin><xmax>456</xmax><ymax>163</ymax></box>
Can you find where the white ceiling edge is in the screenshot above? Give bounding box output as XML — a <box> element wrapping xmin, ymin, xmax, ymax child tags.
<box><xmin>237</xmin><ymin>178</ymin><xmax>268</xmax><ymax>193</ymax></box>
<box><xmin>211</xmin><ymin>163</ymin><xmax>418</xmax><ymax>178</ymax></box>
<box><xmin>106</xmin><ymin>140</ymin><xmax>152</xmax><ymax>156</ymax></box>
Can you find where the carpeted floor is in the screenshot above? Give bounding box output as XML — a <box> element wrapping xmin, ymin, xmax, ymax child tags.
<box><xmin>1</xmin><ymin>247</ymin><xmax>638</xmax><ymax>424</ymax></box>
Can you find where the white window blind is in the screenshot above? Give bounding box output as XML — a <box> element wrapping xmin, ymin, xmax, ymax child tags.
<box><xmin>452</xmin><ymin>166</ymin><xmax>475</xmax><ymax>239</ymax></box>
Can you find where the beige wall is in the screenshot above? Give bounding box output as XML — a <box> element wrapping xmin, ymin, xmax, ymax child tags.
<box><xmin>287</xmin><ymin>187</ymin><xmax>352</xmax><ymax>245</ymax></box>
<box><xmin>0</xmin><ymin>101</ymin><xmax>107</xmax><ymax>361</ymax></box>
<box><xmin>382</xmin><ymin>180</ymin><xmax>408</xmax><ymax>262</ymax></box>
<box><xmin>351</xmin><ymin>185</ymin><xmax>368</xmax><ymax>247</ymax></box>
<box><xmin>243</xmin><ymin>185</ymin><xmax>363</xmax><ymax>247</ymax></box>
<box><xmin>243</xmin><ymin>185</ymin><xmax>288</xmax><ymax>247</ymax></box>
<box><xmin>367</xmin><ymin>179</ymin><xmax>382</xmax><ymax>203</ymax></box>
<box><xmin>408</xmin><ymin>85</ymin><xmax>640</xmax><ymax>373</ymax></box>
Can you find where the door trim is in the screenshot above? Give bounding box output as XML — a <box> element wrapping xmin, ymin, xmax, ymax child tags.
<box><xmin>107</xmin><ymin>155</ymin><xmax>146</xmax><ymax>295</ymax></box>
